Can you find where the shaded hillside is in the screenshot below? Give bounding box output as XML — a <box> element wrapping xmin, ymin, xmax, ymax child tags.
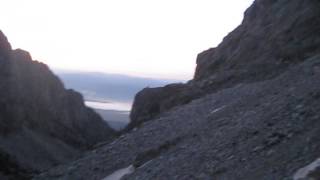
<box><xmin>0</xmin><ymin>31</ymin><xmax>115</xmax><ymax>179</ymax></box>
<box><xmin>35</xmin><ymin>0</ymin><xmax>320</xmax><ymax>179</ymax></box>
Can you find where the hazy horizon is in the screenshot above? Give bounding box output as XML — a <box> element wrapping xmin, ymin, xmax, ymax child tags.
<box><xmin>52</xmin><ymin>67</ymin><xmax>186</xmax><ymax>81</ymax></box>
<box><xmin>1</xmin><ymin>0</ymin><xmax>254</xmax><ymax>80</ymax></box>
<box><xmin>56</xmin><ymin>70</ymin><xmax>181</xmax><ymax>111</ymax></box>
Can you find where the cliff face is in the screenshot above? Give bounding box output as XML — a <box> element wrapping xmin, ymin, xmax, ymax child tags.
<box><xmin>194</xmin><ymin>0</ymin><xmax>320</xmax><ymax>83</ymax></box>
<box><xmin>0</xmin><ymin>31</ymin><xmax>115</xmax><ymax>179</ymax></box>
<box><xmin>129</xmin><ymin>0</ymin><xmax>320</xmax><ymax>128</ymax></box>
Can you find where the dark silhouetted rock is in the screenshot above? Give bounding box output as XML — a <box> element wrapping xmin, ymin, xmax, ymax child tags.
<box><xmin>0</xmin><ymin>31</ymin><xmax>115</xmax><ymax>179</ymax></box>
<box><xmin>194</xmin><ymin>0</ymin><xmax>320</xmax><ymax>84</ymax></box>
<box><xmin>0</xmin><ymin>31</ymin><xmax>11</xmax><ymax>58</ymax></box>
<box><xmin>128</xmin><ymin>83</ymin><xmax>203</xmax><ymax>129</ymax></box>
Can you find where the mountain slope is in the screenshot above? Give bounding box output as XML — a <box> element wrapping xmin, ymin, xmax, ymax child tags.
<box><xmin>37</xmin><ymin>56</ymin><xmax>320</xmax><ymax>180</ymax></box>
<box><xmin>129</xmin><ymin>0</ymin><xmax>320</xmax><ymax>128</ymax></box>
<box><xmin>0</xmin><ymin>31</ymin><xmax>115</xmax><ymax>179</ymax></box>
<box><xmin>35</xmin><ymin>0</ymin><xmax>320</xmax><ymax>179</ymax></box>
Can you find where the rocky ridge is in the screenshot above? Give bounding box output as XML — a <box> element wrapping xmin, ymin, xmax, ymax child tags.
<box><xmin>0</xmin><ymin>31</ymin><xmax>115</xmax><ymax>179</ymax></box>
<box><xmin>129</xmin><ymin>0</ymin><xmax>320</xmax><ymax>128</ymax></box>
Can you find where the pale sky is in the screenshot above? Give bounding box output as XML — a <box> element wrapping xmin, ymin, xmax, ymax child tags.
<box><xmin>0</xmin><ymin>0</ymin><xmax>254</xmax><ymax>80</ymax></box>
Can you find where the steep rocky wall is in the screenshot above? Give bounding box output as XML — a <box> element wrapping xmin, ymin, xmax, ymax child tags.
<box><xmin>129</xmin><ymin>0</ymin><xmax>320</xmax><ymax>128</ymax></box>
<box><xmin>194</xmin><ymin>0</ymin><xmax>320</xmax><ymax>83</ymax></box>
<box><xmin>0</xmin><ymin>31</ymin><xmax>115</xmax><ymax>179</ymax></box>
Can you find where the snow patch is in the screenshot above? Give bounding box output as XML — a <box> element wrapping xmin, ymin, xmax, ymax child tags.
<box><xmin>102</xmin><ymin>165</ymin><xmax>135</xmax><ymax>180</ymax></box>
<box><xmin>210</xmin><ymin>106</ymin><xmax>226</xmax><ymax>114</ymax></box>
<box><xmin>294</xmin><ymin>158</ymin><xmax>320</xmax><ymax>180</ymax></box>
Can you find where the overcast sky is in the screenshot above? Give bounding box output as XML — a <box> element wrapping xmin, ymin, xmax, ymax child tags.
<box><xmin>1</xmin><ymin>0</ymin><xmax>254</xmax><ymax>80</ymax></box>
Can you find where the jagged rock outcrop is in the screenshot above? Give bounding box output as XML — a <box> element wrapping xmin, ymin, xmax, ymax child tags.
<box><xmin>128</xmin><ymin>83</ymin><xmax>203</xmax><ymax>129</ymax></box>
<box><xmin>0</xmin><ymin>31</ymin><xmax>115</xmax><ymax>179</ymax></box>
<box><xmin>130</xmin><ymin>0</ymin><xmax>320</xmax><ymax>127</ymax></box>
<box><xmin>34</xmin><ymin>0</ymin><xmax>320</xmax><ymax>179</ymax></box>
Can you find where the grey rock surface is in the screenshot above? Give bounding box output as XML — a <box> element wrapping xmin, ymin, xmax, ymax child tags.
<box><xmin>128</xmin><ymin>83</ymin><xmax>203</xmax><ymax>129</ymax></box>
<box><xmin>130</xmin><ymin>0</ymin><xmax>320</xmax><ymax>125</ymax></box>
<box><xmin>35</xmin><ymin>55</ymin><xmax>320</xmax><ymax>180</ymax></box>
<box><xmin>27</xmin><ymin>0</ymin><xmax>320</xmax><ymax>179</ymax></box>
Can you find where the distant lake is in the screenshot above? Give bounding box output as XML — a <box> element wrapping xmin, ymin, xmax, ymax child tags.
<box><xmin>85</xmin><ymin>100</ymin><xmax>132</xmax><ymax>112</ymax></box>
<box><xmin>85</xmin><ymin>100</ymin><xmax>131</xmax><ymax>130</ymax></box>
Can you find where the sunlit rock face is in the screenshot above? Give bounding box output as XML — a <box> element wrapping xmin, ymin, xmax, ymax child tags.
<box><xmin>0</xmin><ymin>31</ymin><xmax>115</xmax><ymax>179</ymax></box>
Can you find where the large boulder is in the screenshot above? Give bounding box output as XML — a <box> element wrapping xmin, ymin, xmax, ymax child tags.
<box><xmin>128</xmin><ymin>83</ymin><xmax>203</xmax><ymax>129</ymax></box>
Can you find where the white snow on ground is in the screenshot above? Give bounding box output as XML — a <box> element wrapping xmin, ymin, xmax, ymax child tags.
<box><xmin>210</xmin><ymin>106</ymin><xmax>226</xmax><ymax>114</ymax></box>
<box><xmin>294</xmin><ymin>158</ymin><xmax>320</xmax><ymax>180</ymax></box>
<box><xmin>102</xmin><ymin>165</ymin><xmax>134</xmax><ymax>180</ymax></box>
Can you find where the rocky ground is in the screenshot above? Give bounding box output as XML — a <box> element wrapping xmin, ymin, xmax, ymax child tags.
<box><xmin>1</xmin><ymin>0</ymin><xmax>319</xmax><ymax>179</ymax></box>
<box><xmin>128</xmin><ymin>0</ymin><xmax>320</xmax><ymax>130</ymax></box>
<box><xmin>35</xmin><ymin>55</ymin><xmax>320</xmax><ymax>180</ymax></box>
